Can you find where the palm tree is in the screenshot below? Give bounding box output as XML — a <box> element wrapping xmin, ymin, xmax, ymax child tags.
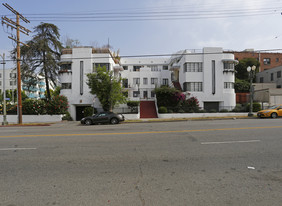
<box><xmin>12</xmin><ymin>23</ymin><xmax>62</xmax><ymax>100</ymax></box>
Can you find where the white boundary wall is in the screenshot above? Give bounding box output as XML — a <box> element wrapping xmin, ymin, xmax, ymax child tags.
<box><xmin>0</xmin><ymin>115</ymin><xmax>63</xmax><ymax>124</ymax></box>
<box><xmin>158</xmin><ymin>113</ymin><xmax>248</xmax><ymax>119</ymax></box>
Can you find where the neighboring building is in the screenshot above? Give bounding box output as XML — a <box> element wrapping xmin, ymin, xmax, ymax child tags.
<box><xmin>59</xmin><ymin>47</ymin><xmax>237</xmax><ymax>120</ymax></box>
<box><xmin>0</xmin><ymin>68</ymin><xmax>17</xmax><ymax>92</ymax></box>
<box><xmin>255</xmin><ymin>65</ymin><xmax>282</xmax><ymax>88</ymax></box>
<box><xmin>0</xmin><ymin>68</ymin><xmax>54</xmax><ymax>100</ymax></box>
<box><xmin>228</xmin><ymin>49</ymin><xmax>282</xmax><ymax>72</ymax></box>
<box><xmin>253</xmin><ymin>83</ymin><xmax>282</xmax><ymax>106</ymax></box>
<box><xmin>22</xmin><ymin>75</ymin><xmax>55</xmax><ymax>99</ymax></box>
<box><xmin>253</xmin><ymin>66</ymin><xmax>282</xmax><ymax>106</ymax></box>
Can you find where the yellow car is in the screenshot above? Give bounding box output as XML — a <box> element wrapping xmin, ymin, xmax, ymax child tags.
<box><xmin>257</xmin><ymin>104</ymin><xmax>282</xmax><ymax>118</ymax></box>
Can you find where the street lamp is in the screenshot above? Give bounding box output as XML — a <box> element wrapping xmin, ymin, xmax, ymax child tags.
<box><xmin>0</xmin><ymin>53</ymin><xmax>8</xmax><ymax>125</ymax></box>
<box><xmin>247</xmin><ymin>65</ymin><xmax>256</xmax><ymax>117</ymax></box>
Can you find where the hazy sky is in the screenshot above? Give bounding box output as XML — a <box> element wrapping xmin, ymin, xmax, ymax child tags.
<box><xmin>1</xmin><ymin>0</ymin><xmax>282</xmax><ymax>66</ymax></box>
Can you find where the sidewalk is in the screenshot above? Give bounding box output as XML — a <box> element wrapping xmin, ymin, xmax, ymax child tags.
<box><xmin>0</xmin><ymin>114</ymin><xmax>254</xmax><ymax>127</ymax></box>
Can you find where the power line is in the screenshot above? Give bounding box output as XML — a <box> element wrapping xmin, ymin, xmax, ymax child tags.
<box><xmin>2</xmin><ymin>3</ymin><xmax>30</xmax><ymax>125</ymax></box>
<box><xmin>4</xmin><ymin>48</ymin><xmax>282</xmax><ymax>63</ymax></box>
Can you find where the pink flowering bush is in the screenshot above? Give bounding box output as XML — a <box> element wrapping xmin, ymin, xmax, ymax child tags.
<box><xmin>46</xmin><ymin>95</ymin><xmax>69</xmax><ymax>115</ymax></box>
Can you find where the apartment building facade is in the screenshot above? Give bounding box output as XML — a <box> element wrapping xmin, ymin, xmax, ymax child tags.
<box><xmin>256</xmin><ymin>65</ymin><xmax>282</xmax><ymax>88</ymax></box>
<box><xmin>59</xmin><ymin>47</ymin><xmax>237</xmax><ymax>120</ymax></box>
<box><xmin>229</xmin><ymin>49</ymin><xmax>282</xmax><ymax>72</ymax></box>
<box><xmin>0</xmin><ymin>68</ymin><xmax>53</xmax><ymax>100</ymax></box>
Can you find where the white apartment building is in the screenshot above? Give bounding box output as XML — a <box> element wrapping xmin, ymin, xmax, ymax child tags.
<box><xmin>0</xmin><ymin>68</ymin><xmax>53</xmax><ymax>100</ymax></box>
<box><xmin>59</xmin><ymin>47</ymin><xmax>237</xmax><ymax>120</ymax></box>
<box><xmin>120</xmin><ymin>58</ymin><xmax>171</xmax><ymax>100</ymax></box>
<box><xmin>0</xmin><ymin>68</ymin><xmax>17</xmax><ymax>92</ymax></box>
<box><xmin>59</xmin><ymin>47</ymin><xmax>123</xmax><ymax>120</ymax></box>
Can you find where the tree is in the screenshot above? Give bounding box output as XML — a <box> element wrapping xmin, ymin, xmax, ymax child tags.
<box><xmin>11</xmin><ymin>23</ymin><xmax>63</xmax><ymax>100</ymax></box>
<box><xmin>235</xmin><ymin>58</ymin><xmax>260</xmax><ymax>81</ymax></box>
<box><xmin>86</xmin><ymin>66</ymin><xmax>126</xmax><ymax>111</ymax></box>
<box><xmin>62</xmin><ymin>35</ymin><xmax>80</xmax><ymax>48</ymax></box>
<box><xmin>235</xmin><ymin>78</ymin><xmax>250</xmax><ymax>93</ymax></box>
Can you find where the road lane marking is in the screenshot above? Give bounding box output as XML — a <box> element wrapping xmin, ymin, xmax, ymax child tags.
<box><xmin>0</xmin><ymin>125</ymin><xmax>282</xmax><ymax>138</ymax></box>
<box><xmin>0</xmin><ymin>148</ymin><xmax>37</xmax><ymax>151</ymax></box>
<box><xmin>201</xmin><ymin>140</ymin><xmax>261</xmax><ymax>145</ymax></box>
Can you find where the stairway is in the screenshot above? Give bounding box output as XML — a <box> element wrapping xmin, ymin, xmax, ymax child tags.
<box><xmin>140</xmin><ymin>101</ymin><xmax>158</xmax><ymax>118</ymax></box>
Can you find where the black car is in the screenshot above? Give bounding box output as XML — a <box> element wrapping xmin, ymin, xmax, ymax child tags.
<box><xmin>81</xmin><ymin>112</ymin><xmax>125</xmax><ymax>125</ymax></box>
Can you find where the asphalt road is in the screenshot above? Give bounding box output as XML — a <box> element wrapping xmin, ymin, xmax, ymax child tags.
<box><xmin>0</xmin><ymin>118</ymin><xmax>282</xmax><ymax>206</ymax></box>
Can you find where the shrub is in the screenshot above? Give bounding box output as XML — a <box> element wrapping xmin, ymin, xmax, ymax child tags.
<box><xmin>198</xmin><ymin>109</ymin><xmax>206</xmax><ymax>113</ymax></box>
<box><xmin>83</xmin><ymin>107</ymin><xmax>93</xmax><ymax>117</ymax></box>
<box><xmin>246</xmin><ymin>102</ymin><xmax>261</xmax><ymax>112</ymax></box>
<box><xmin>62</xmin><ymin>112</ymin><xmax>73</xmax><ymax>121</ymax></box>
<box><xmin>219</xmin><ymin>109</ymin><xmax>229</xmax><ymax>113</ymax></box>
<box><xmin>46</xmin><ymin>95</ymin><xmax>69</xmax><ymax>115</ymax></box>
<box><xmin>178</xmin><ymin>109</ymin><xmax>185</xmax><ymax>113</ymax></box>
<box><xmin>22</xmin><ymin>99</ymin><xmax>46</xmax><ymax>115</ymax></box>
<box><xmin>158</xmin><ymin>106</ymin><xmax>167</xmax><ymax>113</ymax></box>
<box><xmin>209</xmin><ymin>109</ymin><xmax>217</xmax><ymax>113</ymax></box>
<box><xmin>127</xmin><ymin>101</ymin><xmax>140</xmax><ymax>107</ymax></box>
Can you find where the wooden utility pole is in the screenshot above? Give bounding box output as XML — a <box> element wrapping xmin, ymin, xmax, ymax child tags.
<box><xmin>1</xmin><ymin>3</ymin><xmax>30</xmax><ymax>124</ymax></box>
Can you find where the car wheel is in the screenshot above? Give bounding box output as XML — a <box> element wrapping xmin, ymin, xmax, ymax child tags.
<box><xmin>85</xmin><ymin>119</ymin><xmax>92</xmax><ymax>125</ymax></box>
<box><xmin>271</xmin><ymin>112</ymin><xmax>278</xmax><ymax>118</ymax></box>
<box><xmin>110</xmin><ymin>118</ymin><xmax>119</xmax><ymax>124</ymax></box>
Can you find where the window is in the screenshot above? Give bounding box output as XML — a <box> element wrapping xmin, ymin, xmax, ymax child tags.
<box><xmin>133</xmin><ymin>78</ymin><xmax>140</xmax><ymax>85</ymax></box>
<box><xmin>60</xmin><ymin>63</ymin><xmax>71</xmax><ymax>71</ymax></box>
<box><xmin>61</xmin><ymin>83</ymin><xmax>72</xmax><ymax>89</ymax></box>
<box><xmin>80</xmin><ymin>61</ymin><xmax>83</xmax><ymax>95</ymax></box>
<box><xmin>150</xmin><ymin>65</ymin><xmax>158</xmax><ymax>71</ymax></box>
<box><xmin>93</xmin><ymin>63</ymin><xmax>110</xmax><ymax>72</ymax></box>
<box><xmin>133</xmin><ymin>66</ymin><xmax>141</xmax><ymax>71</ymax></box>
<box><xmin>162</xmin><ymin>78</ymin><xmax>169</xmax><ymax>86</ymax></box>
<box><xmin>183</xmin><ymin>82</ymin><xmax>203</xmax><ymax>92</ymax></box>
<box><xmin>151</xmin><ymin>78</ymin><xmax>158</xmax><ymax>85</ymax></box>
<box><xmin>10</xmin><ymin>80</ymin><xmax>16</xmax><ymax>86</ymax></box>
<box><xmin>277</xmin><ymin>85</ymin><xmax>281</xmax><ymax>88</ymax></box>
<box><xmin>0</xmin><ymin>81</ymin><xmax>1</xmax><ymax>86</ymax></box>
<box><xmin>263</xmin><ymin>58</ymin><xmax>271</xmax><ymax>65</ymax></box>
<box><xmin>123</xmin><ymin>66</ymin><xmax>128</xmax><ymax>70</ymax></box>
<box><xmin>223</xmin><ymin>62</ymin><xmax>234</xmax><ymax>70</ymax></box>
<box><xmin>271</xmin><ymin>73</ymin><xmax>274</xmax><ymax>81</ymax></box>
<box><xmin>276</xmin><ymin>58</ymin><xmax>279</xmax><ymax>62</ymax></box>
<box><xmin>10</xmin><ymin>73</ymin><xmax>16</xmax><ymax>78</ymax></box>
<box><xmin>184</xmin><ymin>62</ymin><xmax>203</xmax><ymax>72</ymax></box>
<box><xmin>224</xmin><ymin>82</ymin><xmax>234</xmax><ymax>89</ymax></box>
<box><xmin>143</xmin><ymin>78</ymin><xmax>148</xmax><ymax>85</ymax></box>
<box><xmin>151</xmin><ymin>91</ymin><xmax>155</xmax><ymax>98</ymax></box>
<box><xmin>277</xmin><ymin>71</ymin><xmax>281</xmax><ymax>78</ymax></box>
<box><xmin>260</xmin><ymin>77</ymin><xmax>264</xmax><ymax>83</ymax></box>
<box><xmin>163</xmin><ymin>66</ymin><xmax>168</xmax><ymax>70</ymax></box>
<box><xmin>133</xmin><ymin>91</ymin><xmax>140</xmax><ymax>97</ymax></box>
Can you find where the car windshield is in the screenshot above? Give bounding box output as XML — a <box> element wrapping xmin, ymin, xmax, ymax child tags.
<box><xmin>269</xmin><ymin>105</ymin><xmax>279</xmax><ymax>109</ymax></box>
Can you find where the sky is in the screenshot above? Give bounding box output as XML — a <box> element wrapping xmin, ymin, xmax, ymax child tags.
<box><xmin>1</xmin><ymin>0</ymin><xmax>282</xmax><ymax>67</ymax></box>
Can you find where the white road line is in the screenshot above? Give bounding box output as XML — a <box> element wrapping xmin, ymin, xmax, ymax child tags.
<box><xmin>0</xmin><ymin>148</ymin><xmax>37</xmax><ymax>151</ymax></box>
<box><xmin>201</xmin><ymin>140</ymin><xmax>261</xmax><ymax>145</ymax></box>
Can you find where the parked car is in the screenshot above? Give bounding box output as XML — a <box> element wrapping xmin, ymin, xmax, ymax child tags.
<box><xmin>257</xmin><ymin>104</ymin><xmax>282</xmax><ymax>118</ymax></box>
<box><xmin>81</xmin><ymin>112</ymin><xmax>125</xmax><ymax>125</ymax></box>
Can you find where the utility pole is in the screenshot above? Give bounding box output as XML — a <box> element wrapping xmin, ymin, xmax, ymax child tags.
<box><xmin>1</xmin><ymin>3</ymin><xmax>30</xmax><ymax>124</ymax></box>
<box><xmin>0</xmin><ymin>53</ymin><xmax>8</xmax><ymax>125</ymax></box>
